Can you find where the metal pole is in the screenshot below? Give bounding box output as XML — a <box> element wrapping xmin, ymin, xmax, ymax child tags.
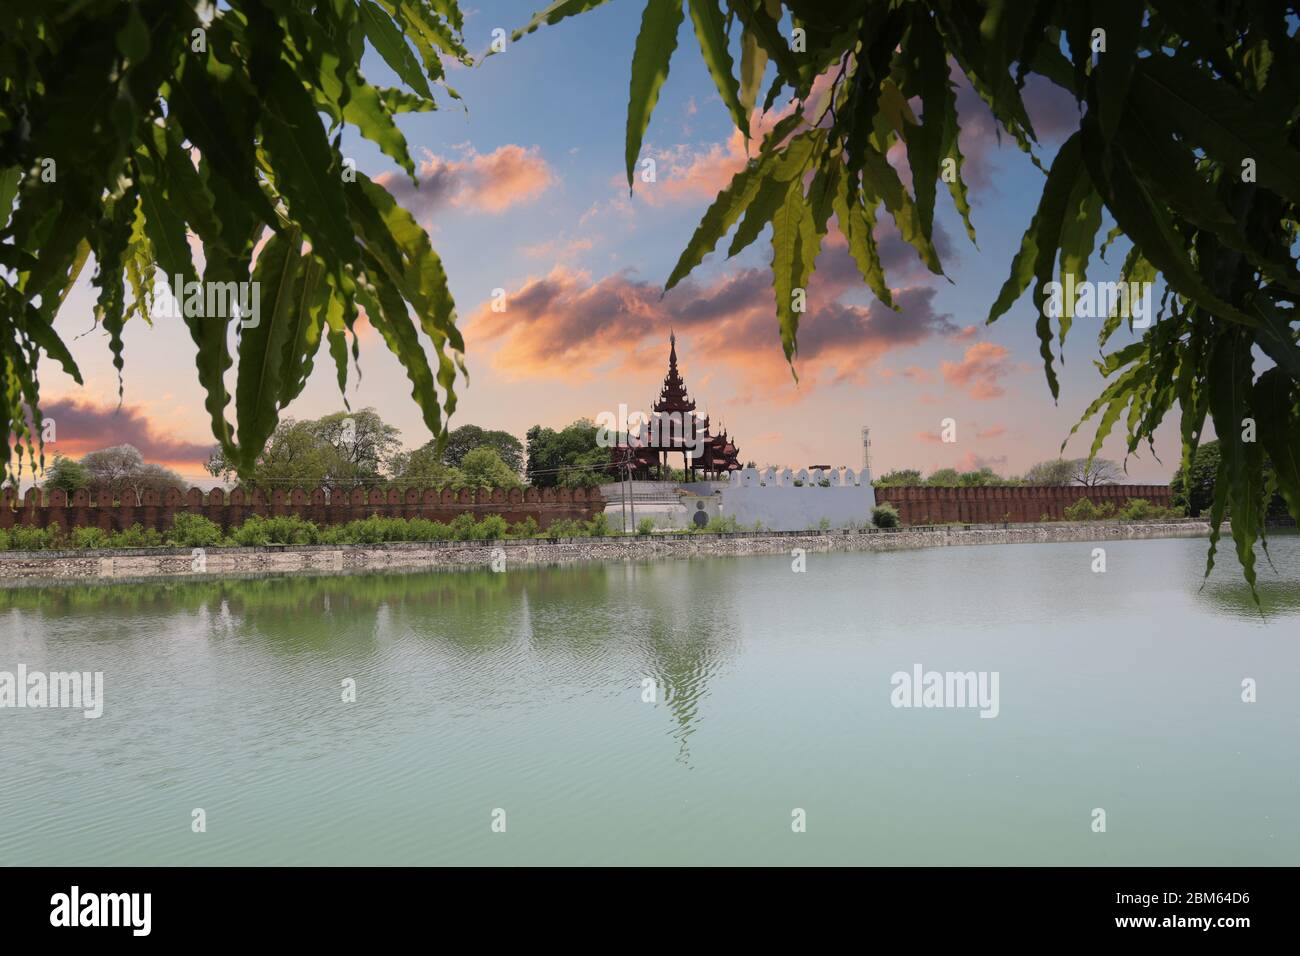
<box><xmin>627</xmin><ymin>463</ymin><xmax>636</xmax><ymax>531</ymax></box>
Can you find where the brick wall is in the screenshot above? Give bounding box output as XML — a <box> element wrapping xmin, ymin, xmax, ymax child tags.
<box><xmin>874</xmin><ymin>484</ymin><xmax>1174</xmax><ymax>525</ymax></box>
<box><xmin>0</xmin><ymin>486</ymin><xmax>605</xmax><ymax>533</ymax></box>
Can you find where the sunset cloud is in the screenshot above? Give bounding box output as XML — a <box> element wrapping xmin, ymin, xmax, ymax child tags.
<box><xmin>467</xmin><ymin>243</ymin><xmax>962</xmax><ymax>394</ymax></box>
<box><xmin>376</xmin><ymin>144</ymin><xmax>555</xmax><ymax>219</ymax></box>
<box><xmin>36</xmin><ymin>397</ymin><xmax>215</xmax><ymax>470</ymax></box>
<box><xmin>940</xmin><ymin>342</ymin><xmax>1014</xmax><ymax>400</ymax></box>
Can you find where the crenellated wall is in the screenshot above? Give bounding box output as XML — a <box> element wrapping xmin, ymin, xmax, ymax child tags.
<box><xmin>0</xmin><ymin>486</ymin><xmax>604</xmax><ymax>533</ymax></box>
<box><xmin>875</xmin><ymin>484</ymin><xmax>1175</xmax><ymax>525</ymax></box>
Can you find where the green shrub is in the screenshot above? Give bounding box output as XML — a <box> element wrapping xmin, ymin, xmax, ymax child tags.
<box><xmin>586</xmin><ymin>512</ymin><xmax>612</xmax><ymax>537</ymax></box>
<box><xmin>1063</xmin><ymin>498</ymin><xmax>1116</xmax><ymax>521</ymax></box>
<box><xmin>106</xmin><ymin>524</ymin><xmax>163</xmax><ymax>548</ymax></box>
<box><xmin>447</xmin><ymin>512</ymin><xmax>478</xmax><ymax>541</ymax></box>
<box><xmin>1118</xmin><ymin>498</ymin><xmax>1180</xmax><ymax>521</ymax></box>
<box><xmin>509</xmin><ymin>516</ymin><xmax>540</xmax><ymax>538</ymax></box>
<box><xmin>871</xmin><ymin>503</ymin><xmax>900</xmax><ymax>528</ymax></box>
<box><xmin>167</xmin><ymin>513</ymin><xmax>222</xmax><ymax>548</ymax></box>
<box><xmin>0</xmin><ymin>529</ymin><xmax>7</xmax><ymax>551</ymax></box>
<box><xmin>6</xmin><ymin>525</ymin><xmax>63</xmax><ymax>550</ymax></box>
<box><xmin>229</xmin><ymin>514</ymin><xmax>320</xmax><ymax>546</ymax></box>
<box><xmin>701</xmin><ymin>514</ymin><xmax>742</xmax><ymax>533</ymax></box>
<box><xmin>545</xmin><ymin>518</ymin><xmax>588</xmax><ymax>539</ymax></box>
<box><xmin>70</xmin><ymin>526</ymin><xmax>111</xmax><ymax>549</ymax></box>
<box><xmin>636</xmin><ymin>517</ymin><xmax>655</xmax><ymax>535</ymax></box>
<box><xmin>473</xmin><ymin>514</ymin><xmax>509</xmax><ymax>540</ymax></box>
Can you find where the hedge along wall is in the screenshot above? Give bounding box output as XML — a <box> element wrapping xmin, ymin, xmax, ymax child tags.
<box><xmin>875</xmin><ymin>484</ymin><xmax>1175</xmax><ymax>525</ymax></box>
<box><xmin>0</xmin><ymin>486</ymin><xmax>606</xmax><ymax>533</ymax></box>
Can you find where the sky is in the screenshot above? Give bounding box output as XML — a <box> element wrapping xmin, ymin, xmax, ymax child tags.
<box><xmin>42</xmin><ymin>1</ymin><xmax>1186</xmax><ymax>486</ymax></box>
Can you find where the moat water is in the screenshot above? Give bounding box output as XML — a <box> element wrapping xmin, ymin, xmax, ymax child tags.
<box><xmin>1</xmin><ymin>535</ymin><xmax>1297</xmax><ymax>865</ymax></box>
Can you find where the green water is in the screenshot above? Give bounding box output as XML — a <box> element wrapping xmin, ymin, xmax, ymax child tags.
<box><xmin>1</xmin><ymin>535</ymin><xmax>1298</xmax><ymax>866</ymax></box>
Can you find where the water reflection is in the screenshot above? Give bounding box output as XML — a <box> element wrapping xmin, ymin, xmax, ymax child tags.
<box><xmin>1</xmin><ymin>561</ymin><xmax>742</xmax><ymax>757</ymax></box>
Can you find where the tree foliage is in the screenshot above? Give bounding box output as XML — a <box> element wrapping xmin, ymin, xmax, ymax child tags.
<box><xmin>41</xmin><ymin>453</ymin><xmax>90</xmax><ymax>493</ymax></box>
<box><xmin>2</xmin><ymin>1</ymin><xmax>469</xmax><ymax>485</ymax></box>
<box><xmin>525</xmin><ymin>419</ymin><xmax>607</xmax><ymax>488</ymax></box>
<box><xmin>454</xmin><ymin>446</ymin><xmax>524</xmax><ymax>491</ymax></box>
<box><xmin>519</xmin><ymin>0</ymin><xmax>1300</xmax><ymax>593</ymax></box>
<box><xmin>435</xmin><ymin>424</ymin><xmax>525</xmax><ymax>474</ymax></box>
<box><xmin>206</xmin><ymin>407</ymin><xmax>401</xmax><ymax>489</ymax></box>
<box><xmin>81</xmin><ymin>443</ymin><xmax>185</xmax><ymax>504</ymax></box>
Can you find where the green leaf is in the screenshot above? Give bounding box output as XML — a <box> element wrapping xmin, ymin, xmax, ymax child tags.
<box><xmin>664</xmin><ymin>157</ymin><xmax>767</xmax><ymax>291</ymax></box>
<box><xmin>1136</xmin><ymin>56</ymin><xmax>1300</xmax><ymax>207</ymax></box>
<box><xmin>236</xmin><ymin>229</ymin><xmax>304</xmax><ymax>471</ymax></box>
<box><xmin>903</xmin><ymin>12</ymin><xmax>950</xmax><ymax>243</ymax></box>
<box><xmin>512</xmin><ymin>0</ymin><xmax>613</xmax><ymax>42</ymax></box>
<box><xmin>771</xmin><ymin>177</ymin><xmax>815</xmax><ymax>367</ymax></box>
<box><xmin>359</xmin><ymin>0</ymin><xmax>434</xmax><ymax>100</ymax></box>
<box><xmin>833</xmin><ymin>177</ymin><xmax>893</xmax><ymax>308</ymax></box>
<box><xmin>625</xmin><ymin>0</ymin><xmax>685</xmax><ymax>190</ymax></box>
<box><xmin>278</xmin><ymin>254</ymin><xmax>329</xmax><ymax>408</ymax></box>
<box><xmin>1204</xmin><ymin>328</ymin><xmax>1263</xmax><ymax>597</ymax></box>
<box><xmin>355</xmin><ymin>259</ymin><xmax>449</xmax><ymax>441</ymax></box>
<box><xmin>1254</xmin><ymin>368</ymin><xmax>1300</xmax><ymax>522</ymax></box>
<box><xmin>687</xmin><ymin>0</ymin><xmax>748</xmax><ymax>139</ymax></box>
<box><xmin>1091</xmin><ymin>0</ymin><xmax>1141</xmax><ymax>146</ymax></box>
<box><xmin>259</xmin><ymin>59</ymin><xmax>357</xmax><ymax>272</ymax></box>
<box><xmin>0</xmin><ymin>166</ymin><xmax>20</xmax><ymax>230</ymax></box>
<box><xmin>737</xmin><ymin>23</ymin><xmax>767</xmax><ymax>120</ymax></box>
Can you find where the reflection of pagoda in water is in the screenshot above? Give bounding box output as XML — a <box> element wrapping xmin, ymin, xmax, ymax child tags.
<box><xmin>609</xmin><ymin>334</ymin><xmax>742</xmax><ymax>480</ymax></box>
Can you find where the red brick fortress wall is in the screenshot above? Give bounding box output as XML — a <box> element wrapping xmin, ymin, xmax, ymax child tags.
<box><xmin>0</xmin><ymin>486</ymin><xmax>605</xmax><ymax>534</ymax></box>
<box><xmin>875</xmin><ymin>485</ymin><xmax>1175</xmax><ymax>525</ymax></box>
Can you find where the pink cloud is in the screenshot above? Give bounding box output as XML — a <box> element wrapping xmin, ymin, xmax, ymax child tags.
<box><xmin>466</xmin><ymin>252</ymin><xmax>963</xmax><ymax>394</ymax></box>
<box><xmin>940</xmin><ymin>342</ymin><xmax>1013</xmax><ymax>400</ymax></box>
<box><xmin>375</xmin><ymin>144</ymin><xmax>555</xmax><ymax>218</ymax></box>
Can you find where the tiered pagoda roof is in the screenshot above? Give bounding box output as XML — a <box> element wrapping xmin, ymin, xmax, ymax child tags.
<box><xmin>609</xmin><ymin>335</ymin><xmax>742</xmax><ymax>480</ymax></box>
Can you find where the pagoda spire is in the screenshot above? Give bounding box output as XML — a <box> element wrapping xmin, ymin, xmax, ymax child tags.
<box><xmin>655</xmin><ymin>331</ymin><xmax>695</xmax><ymax>414</ymax></box>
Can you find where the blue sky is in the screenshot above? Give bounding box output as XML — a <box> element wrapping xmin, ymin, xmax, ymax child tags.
<box><xmin>46</xmin><ymin>1</ymin><xmax>1184</xmax><ymax>485</ymax></box>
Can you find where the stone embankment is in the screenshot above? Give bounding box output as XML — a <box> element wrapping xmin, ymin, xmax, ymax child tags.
<box><xmin>0</xmin><ymin>520</ymin><xmax>1212</xmax><ymax>583</ymax></box>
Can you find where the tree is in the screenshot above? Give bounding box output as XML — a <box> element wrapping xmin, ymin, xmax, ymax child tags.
<box><xmin>525</xmin><ymin>420</ymin><xmax>606</xmax><ymax>489</ymax></box>
<box><xmin>1171</xmin><ymin>441</ymin><xmax>1220</xmax><ymax>518</ymax></box>
<box><xmin>82</xmin><ymin>445</ymin><xmax>147</xmax><ymax>501</ymax></box>
<box><xmin>1071</xmin><ymin>458</ymin><xmax>1121</xmax><ymax>488</ymax></box>
<box><xmin>1171</xmin><ymin>439</ymin><xmax>1288</xmax><ymax>519</ymax></box>
<box><xmin>1023</xmin><ymin>459</ymin><xmax>1075</xmax><ymax>486</ymax></box>
<box><xmin>206</xmin><ymin>408</ymin><xmax>399</xmax><ymax>490</ymax></box>
<box><xmin>82</xmin><ymin>444</ymin><xmax>185</xmax><ymax>504</ymax></box>
<box><xmin>438</xmin><ymin>425</ymin><xmax>525</xmax><ymax>474</ymax></box>
<box><xmin>3</xmin><ymin>2</ymin><xmax>471</xmax><ymax>486</ymax></box>
<box><xmin>312</xmin><ymin>409</ymin><xmax>403</xmax><ymax>485</ymax></box>
<box><xmin>873</xmin><ymin>469</ymin><xmax>923</xmax><ymax>487</ymax></box>
<box><xmin>518</xmin><ymin>0</ymin><xmax>1300</xmax><ymax>592</ymax></box>
<box><xmin>454</xmin><ymin>447</ymin><xmax>524</xmax><ymax>492</ymax></box>
<box><xmin>390</xmin><ymin>444</ymin><xmax>461</xmax><ymax>490</ymax></box>
<box><xmin>41</xmin><ymin>454</ymin><xmax>89</xmax><ymax>494</ymax></box>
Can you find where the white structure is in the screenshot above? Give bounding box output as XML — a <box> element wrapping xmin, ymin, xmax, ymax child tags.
<box><xmin>715</xmin><ymin>466</ymin><xmax>877</xmax><ymax>531</ymax></box>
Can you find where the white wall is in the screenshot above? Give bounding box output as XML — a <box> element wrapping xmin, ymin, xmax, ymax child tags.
<box><xmin>718</xmin><ymin>467</ymin><xmax>877</xmax><ymax>531</ymax></box>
